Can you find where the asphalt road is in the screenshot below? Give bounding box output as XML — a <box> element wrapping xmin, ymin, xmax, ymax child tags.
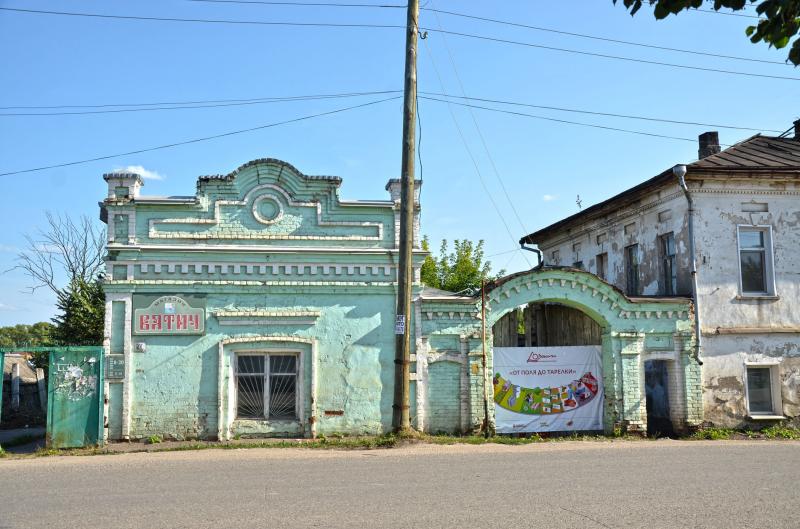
<box><xmin>1</xmin><ymin>441</ymin><xmax>797</xmax><ymax>529</ymax></box>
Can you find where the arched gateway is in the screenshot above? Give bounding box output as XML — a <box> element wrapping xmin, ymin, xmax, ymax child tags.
<box><xmin>417</xmin><ymin>267</ymin><xmax>702</xmax><ymax>435</ymax></box>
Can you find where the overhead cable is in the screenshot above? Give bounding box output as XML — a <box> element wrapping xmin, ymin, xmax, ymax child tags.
<box><xmin>0</xmin><ymin>90</ymin><xmax>403</xmax><ymax>116</ymax></box>
<box><xmin>419</xmin><ymin>96</ymin><xmax>701</xmax><ymax>143</ymax></box>
<box><xmin>421</xmin><ymin>28</ymin><xmax>800</xmax><ymax>82</ymax></box>
<box><xmin>0</xmin><ymin>96</ymin><xmax>400</xmax><ymax>176</ymax></box>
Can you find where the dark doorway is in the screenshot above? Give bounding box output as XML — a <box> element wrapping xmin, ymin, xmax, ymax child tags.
<box><xmin>645</xmin><ymin>360</ymin><xmax>673</xmax><ymax>437</ymax></box>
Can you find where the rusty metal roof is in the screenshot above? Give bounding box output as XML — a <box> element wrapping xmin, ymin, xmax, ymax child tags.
<box><xmin>690</xmin><ymin>135</ymin><xmax>800</xmax><ymax>171</ymax></box>
<box><xmin>521</xmin><ymin>134</ymin><xmax>800</xmax><ymax>245</ymax></box>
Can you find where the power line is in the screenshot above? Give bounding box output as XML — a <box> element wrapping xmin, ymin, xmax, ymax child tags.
<box><xmin>426</xmin><ymin>8</ymin><xmax>784</xmax><ymax>66</ymax></box>
<box><xmin>420</xmin><ymin>92</ymin><xmax>783</xmax><ymax>133</ymax></box>
<box><xmin>428</xmin><ymin>5</ymin><xmax>531</xmax><ymax>239</ymax></box>
<box><xmin>189</xmin><ymin>0</ymin><xmax>782</xmax><ymax>64</ymax></box>
<box><xmin>419</xmin><ymin>95</ymin><xmax>702</xmax><ymax>144</ymax></box>
<box><xmin>0</xmin><ymin>6</ymin><xmax>404</xmax><ymax>29</ymax></box>
<box><xmin>3</xmin><ymin>7</ymin><xmax>793</xmax><ymax>81</ymax></box>
<box><xmin>4</xmin><ymin>88</ymin><xmax>779</xmax><ymax>133</ymax></box>
<box><xmin>421</xmin><ymin>37</ymin><xmax>531</xmax><ymax>266</ymax></box>
<box><xmin>421</xmin><ymin>27</ymin><xmax>800</xmax><ymax>82</ymax></box>
<box><xmin>0</xmin><ymin>90</ymin><xmax>401</xmax><ymax>110</ymax></box>
<box><xmin>0</xmin><ymin>96</ymin><xmax>400</xmax><ymax>177</ymax></box>
<box><xmin>187</xmin><ymin>0</ymin><xmax>404</xmax><ymax>7</ymax></box>
<box><xmin>0</xmin><ymin>90</ymin><xmax>403</xmax><ymax>116</ymax></box>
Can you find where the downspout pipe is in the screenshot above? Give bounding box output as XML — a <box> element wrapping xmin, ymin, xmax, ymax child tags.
<box><xmin>674</xmin><ymin>164</ymin><xmax>703</xmax><ymax>366</ymax></box>
<box><xmin>520</xmin><ymin>242</ymin><xmax>544</xmax><ymax>270</ymax></box>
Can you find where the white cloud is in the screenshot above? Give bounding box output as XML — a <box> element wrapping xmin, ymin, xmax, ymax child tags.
<box><xmin>113</xmin><ymin>165</ymin><xmax>165</xmax><ymax>181</ymax></box>
<box><xmin>0</xmin><ymin>302</ymin><xmax>18</xmax><ymax>312</ymax></box>
<box><xmin>542</xmin><ymin>194</ymin><xmax>557</xmax><ymax>202</ymax></box>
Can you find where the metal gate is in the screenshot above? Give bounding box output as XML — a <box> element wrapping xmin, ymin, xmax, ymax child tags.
<box><xmin>47</xmin><ymin>347</ymin><xmax>105</xmax><ymax>448</ymax></box>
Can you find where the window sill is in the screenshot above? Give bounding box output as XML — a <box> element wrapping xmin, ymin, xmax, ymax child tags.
<box><xmin>747</xmin><ymin>415</ymin><xmax>786</xmax><ymax>421</ymax></box>
<box><xmin>735</xmin><ymin>295</ymin><xmax>780</xmax><ymax>301</ymax></box>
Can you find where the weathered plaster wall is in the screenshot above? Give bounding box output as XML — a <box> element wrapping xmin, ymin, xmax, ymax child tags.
<box><xmin>532</xmin><ymin>175</ymin><xmax>800</xmax><ymax>426</ymax></box>
<box><xmin>102</xmin><ymin>159</ymin><xmax>426</xmax><ymax>441</ymax></box>
<box><xmin>537</xmin><ymin>184</ymin><xmax>691</xmax><ymax>297</ymax></box>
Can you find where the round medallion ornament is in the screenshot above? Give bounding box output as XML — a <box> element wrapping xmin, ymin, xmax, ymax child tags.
<box><xmin>252</xmin><ymin>195</ymin><xmax>284</xmax><ymax>225</ymax></box>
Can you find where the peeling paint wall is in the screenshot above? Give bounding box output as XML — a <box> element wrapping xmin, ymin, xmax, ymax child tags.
<box><xmin>102</xmin><ymin>160</ymin><xmax>427</xmax><ymax>441</ymax></box>
<box><xmin>533</xmin><ymin>174</ymin><xmax>800</xmax><ymax>427</ymax></box>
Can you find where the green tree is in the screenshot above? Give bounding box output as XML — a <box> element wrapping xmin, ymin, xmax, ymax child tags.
<box><xmin>420</xmin><ymin>238</ymin><xmax>501</xmax><ymax>293</ymax></box>
<box><xmin>10</xmin><ymin>212</ymin><xmax>106</xmax><ymax>349</ymax></box>
<box><xmin>52</xmin><ymin>278</ymin><xmax>105</xmax><ymax>346</ymax></box>
<box><xmin>616</xmin><ymin>1</ymin><xmax>800</xmax><ymax>65</ymax></box>
<box><xmin>0</xmin><ymin>322</ymin><xmax>57</xmax><ymax>368</ymax></box>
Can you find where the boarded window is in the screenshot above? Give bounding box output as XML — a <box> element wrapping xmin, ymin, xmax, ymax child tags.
<box><xmin>625</xmin><ymin>244</ymin><xmax>639</xmax><ymax>296</ymax></box>
<box><xmin>236</xmin><ymin>354</ymin><xmax>297</xmax><ymax>420</ymax></box>
<box><xmin>660</xmin><ymin>232</ymin><xmax>677</xmax><ymax>296</ymax></box>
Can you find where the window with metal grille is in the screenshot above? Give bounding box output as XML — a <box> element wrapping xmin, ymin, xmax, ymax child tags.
<box><xmin>625</xmin><ymin>244</ymin><xmax>639</xmax><ymax>296</ymax></box>
<box><xmin>236</xmin><ymin>354</ymin><xmax>297</xmax><ymax>420</ymax></box>
<box><xmin>660</xmin><ymin>232</ymin><xmax>677</xmax><ymax>296</ymax></box>
<box><xmin>738</xmin><ymin>227</ymin><xmax>774</xmax><ymax>295</ymax></box>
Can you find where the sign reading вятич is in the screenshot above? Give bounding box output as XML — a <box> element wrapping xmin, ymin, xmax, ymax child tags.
<box><xmin>134</xmin><ymin>296</ymin><xmax>205</xmax><ymax>335</ymax></box>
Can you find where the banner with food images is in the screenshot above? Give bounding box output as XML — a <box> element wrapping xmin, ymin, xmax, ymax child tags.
<box><xmin>493</xmin><ymin>346</ymin><xmax>603</xmax><ymax>433</ymax></box>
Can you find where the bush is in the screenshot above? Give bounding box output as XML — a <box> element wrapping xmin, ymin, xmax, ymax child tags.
<box><xmin>146</xmin><ymin>435</ymin><xmax>163</xmax><ymax>445</ymax></box>
<box><xmin>692</xmin><ymin>428</ymin><xmax>734</xmax><ymax>440</ymax></box>
<box><xmin>761</xmin><ymin>425</ymin><xmax>800</xmax><ymax>440</ymax></box>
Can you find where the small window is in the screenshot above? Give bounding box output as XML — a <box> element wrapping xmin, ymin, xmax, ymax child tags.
<box><xmin>551</xmin><ymin>250</ymin><xmax>560</xmax><ymax>264</ymax></box>
<box><xmin>236</xmin><ymin>354</ymin><xmax>297</xmax><ymax>420</ymax></box>
<box><xmin>738</xmin><ymin>227</ymin><xmax>774</xmax><ymax>295</ymax></box>
<box><xmin>625</xmin><ymin>244</ymin><xmax>639</xmax><ymax>296</ymax></box>
<box><xmin>746</xmin><ymin>366</ymin><xmax>776</xmax><ymax>415</ymax></box>
<box><xmin>660</xmin><ymin>232</ymin><xmax>677</xmax><ymax>296</ymax></box>
<box><xmin>596</xmin><ymin>253</ymin><xmax>607</xmax><ymax>281</ymax></box>
<box><xmin>573</xmin><ymin>261</ymin><xmax>584</xmax><ymax>270</ymax></box>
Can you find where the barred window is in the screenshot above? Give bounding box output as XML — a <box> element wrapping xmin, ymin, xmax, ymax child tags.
<box><xmin>236</xmin><ymin>354</ymin><xmax>297</xmax><ymax>420</ymax></box>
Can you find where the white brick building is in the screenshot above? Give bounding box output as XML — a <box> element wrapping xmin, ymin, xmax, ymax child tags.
<box><xmin>521</xmin><ymin>123</ymin><xmax>800</xmax><ymax>428</ymax></box>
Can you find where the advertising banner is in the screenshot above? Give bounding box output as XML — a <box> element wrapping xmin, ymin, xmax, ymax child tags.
<box><xmin>493</xmin><ymin>346</ymin><xmax>603</xmax><ymax>433</ymax></box>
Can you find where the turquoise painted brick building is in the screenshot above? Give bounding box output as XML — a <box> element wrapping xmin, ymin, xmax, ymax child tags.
<box><xmin>101</xmin><ymin>158</ymin><xmax>702</xmax><ymax>441</ymax></box>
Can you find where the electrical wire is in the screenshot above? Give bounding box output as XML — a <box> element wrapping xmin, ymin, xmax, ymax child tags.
<box><xmin>419</xmin><ymin>92</ymin><xmax>784</xmax><ymax>133</ymax></box>
<box><xmin>0</xmin><ymin>7</ymin><xmax>404</xmax><ymax>28</ymax></box>
<box><xmin>421</xmin><ymin>27</ymin><xmax>800</xmax><ymax>82</ymax></box>
<box><xmin>0</xmin><ymin>90</ymin><xmax>401</xmax><ymax>110</ymax></box>
<box><xmin>421</xmin><ymin>38</ymin><xmax>531</xmax><ymax>266</ymax></box>
<box><xmin>424</xmin><ymin>8</ymin><xmax>785</xmax><ymax>65</ymax></box>
<box><xmin>420</xmin><ymin>95</ymin><xmax>701</xmax><ymax>144</ymax></box>
<box><xmin>5</xmin><ymin>89</ymin><xmax>780</xmax><ymax>134</ymax></box>
<box><xmin>2</xmin><ymin>7</ymin><xmax>792</xmax><ymax>80</ymax></box>
<box><xmin>187</xmin><ymin>0</ymin><xmax>405</xmax><ymax>7</ymax></box>
<box><xmin>428</xmin><ymin>5</ymin><xmax>531</xmax><ymax>240</ymax></box>
<box><xmin>0</xmin><ymin>96</ymin><xmax>400</xmax><ymax>177</ymax></box>
<box><xmin>0</xmin><ymin>90</ymin><xmax>403</xmax><ymax>116</ymax></box>
<box><xmin>187</xmin><ymin>0</ymin><xmax>772</xmax><ymax>66</ymax></box>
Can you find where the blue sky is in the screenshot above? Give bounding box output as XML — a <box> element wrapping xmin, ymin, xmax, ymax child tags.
<box><xmin>0</xmin><ymin>0</ymin><xmax>796</xmax><ymax>326</ymax></box>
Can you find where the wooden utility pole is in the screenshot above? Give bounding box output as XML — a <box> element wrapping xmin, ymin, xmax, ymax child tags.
<box><xmin>392</xmin><ymin>0</ymin><xmax>419</xmax><ymax>433</ymax></box>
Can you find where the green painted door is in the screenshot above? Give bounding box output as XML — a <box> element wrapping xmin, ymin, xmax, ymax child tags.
<box><xmin>47</xmin><ymin>348</ymin><xmax>104</xmax><ymax>448</ymax></box>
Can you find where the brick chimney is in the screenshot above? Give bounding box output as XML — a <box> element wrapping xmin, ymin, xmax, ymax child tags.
<box><xmin>698</xmin><ymin>131</ymin><xmax>721</xmax><ymax>159</ymax></box>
